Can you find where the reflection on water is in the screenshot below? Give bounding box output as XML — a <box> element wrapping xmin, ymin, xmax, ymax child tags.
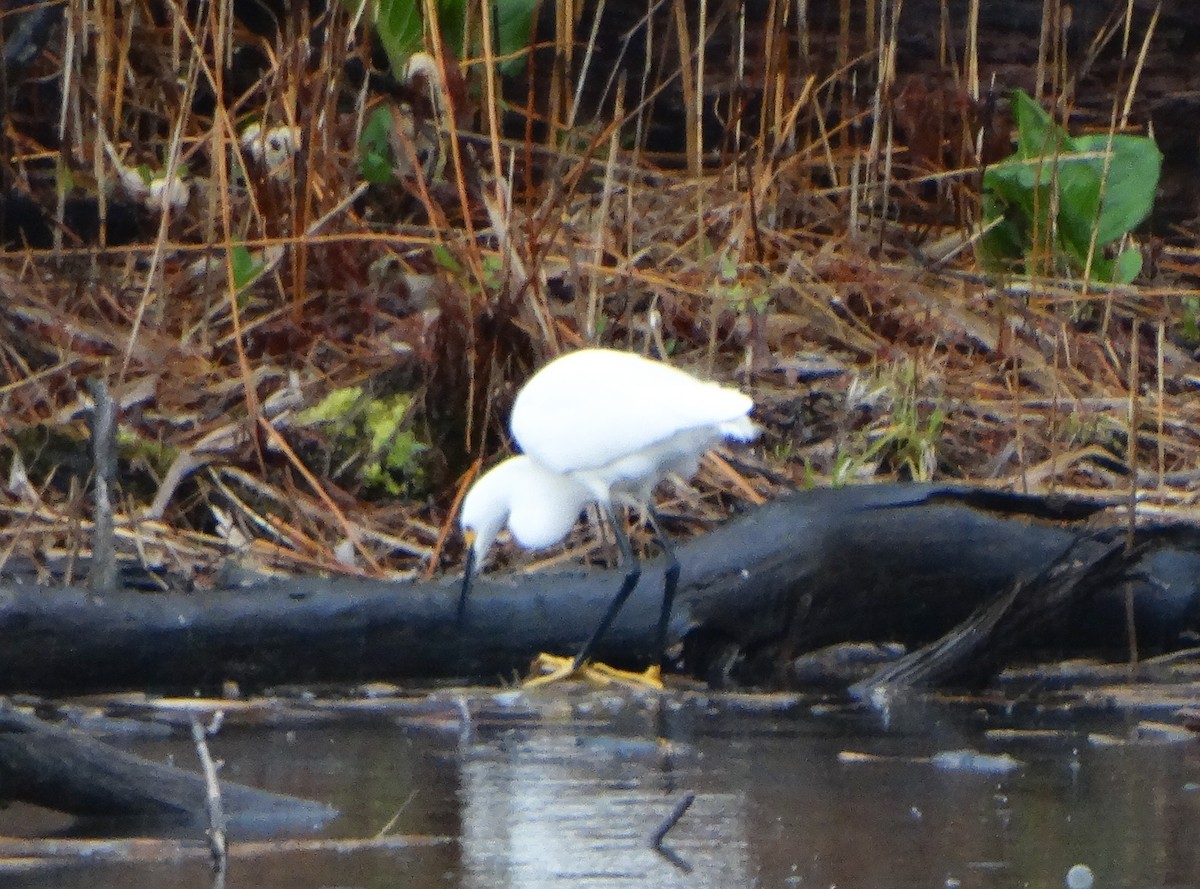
<box><xmin>459</xmin><ymin>728</ymin><xmax>747</xmax><ymax>888</ymax></box>
<box><xmin>3</xmin><ymin>690</ymin><xmax>1200</xmax><ymax>889</ymax></box>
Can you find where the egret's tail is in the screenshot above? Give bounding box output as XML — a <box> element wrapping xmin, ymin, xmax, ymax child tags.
<box><xmin>719</xmin><ymin>415</ymin><xmax>761</xmax><ymax>442</ymax></box>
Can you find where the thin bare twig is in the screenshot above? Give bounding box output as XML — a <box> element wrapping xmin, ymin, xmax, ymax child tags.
<box><xmin>190</xmin><ymin>714</ymin><xmax>228</xmax><ymax>877</ymax></box>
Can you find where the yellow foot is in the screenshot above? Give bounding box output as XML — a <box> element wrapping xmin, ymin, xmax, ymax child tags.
<box><xmin>522</xmin><ymin>653</ymin><xmax>664</xmax><ymax>690</ymax></box>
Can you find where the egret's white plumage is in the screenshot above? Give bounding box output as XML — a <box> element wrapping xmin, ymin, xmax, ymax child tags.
<box><xmin>457</xmin><ymin>347</ymin><xmax>759</xmax><ymax>685</ymax></box>
<box><xmin>511</xmin><ymin>349</ymin><xmax>758</xmax><ymax>494</ymax></box>
<box><xmin>459</xmin><ymin>455</ymin><xmax>594</xmax><ymax>566</ymax></box>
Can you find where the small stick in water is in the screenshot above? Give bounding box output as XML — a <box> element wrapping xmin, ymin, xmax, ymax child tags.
<box><xmin>649</xmin><ymin>791</ymin><xmax>695</xmax><ymax>872</ymax></box>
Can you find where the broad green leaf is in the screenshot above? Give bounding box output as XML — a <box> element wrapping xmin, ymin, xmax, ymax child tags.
<box><xmin>1054</xmin><ymin>157</ymin><xmax>1103</xmax><ymax>263</ymax></box>
<box><xmin>984</xmin><ymin>160</ymin><xmax>1057</xmax><ymax>258</ymax></box>
<box><xmin>352</xmin><ymin>0</ymin><xmax>537</xmax><ymax>80</ymax></box>
<box><xmin>981</xmin><ymin>88</ymin><xmax>1160</xmax><ymax>283</ymax></box>
<box><xmin>375</xmin><ymin>0</ymin><xmax>423</xmax><ymax>74</ymax></box>
<box><xmin>1084</xmin><ymin>252</ymin><xmax>1117</xmax><ymax>283</ymax></box>
<box><xmin>438</xmin><ymin>0</ymin><xmax>467</xmax><ymax>61</ymax></box>
<box><xmin>1074</xmin><ymin>133</ymin><xmax>1162</xmax><ymax>247</ymax></box>
<box><xmin>1113</xmin><ymin>248</ymin><xmax>1143</xmax><ymax>284</ymax></box>
<box><xmin>1011</xmin><ymin>89</ymin><xmax>1074</xmax><ymax>159</ymax></box>
<box><xmin>1181</xmin><ymin>297</ymin><xmax>1200</xmax><ymax>343</ymax></box>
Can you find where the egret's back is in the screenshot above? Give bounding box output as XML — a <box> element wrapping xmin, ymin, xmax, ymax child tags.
<box><xmin>512</xmin><ymin>349</ymin><xmax>755</xmax><ymax>477</ymax></box>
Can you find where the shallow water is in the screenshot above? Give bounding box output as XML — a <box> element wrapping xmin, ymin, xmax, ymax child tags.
<box><xmin>4</xmin><ymin>689</ymin><xmax>1199</xmax><ymax>889</ymax></box>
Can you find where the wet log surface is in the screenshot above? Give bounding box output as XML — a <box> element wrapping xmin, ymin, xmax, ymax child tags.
<box><xmin>1</xmin><ymin>483</ymin><xmax>1198</xmax><ymax>695</ymax></box>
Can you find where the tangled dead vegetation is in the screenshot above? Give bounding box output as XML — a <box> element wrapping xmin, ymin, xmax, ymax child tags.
<box><xmin>1</xmin><ymin>0</ymin><xmax>1199</xmax><ymax>589</ymax></box>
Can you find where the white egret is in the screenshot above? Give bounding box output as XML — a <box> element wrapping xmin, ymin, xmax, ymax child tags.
<box><xmin>458</xmin><ymin>455</ymin><xmax>594</xmax><ymax>610</ymax></box>
<box><xmin>458</xmin><ymin>347</ymin><xmax>759</xmax><ymax>686</ymax></box>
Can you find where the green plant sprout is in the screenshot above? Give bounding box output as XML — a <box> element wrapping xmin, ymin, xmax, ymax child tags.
<box><xmin>359</xmin><ymin>106</ymin><xmax>398</xmax><ymax>185</ymax></box>
<box><xmin>831</xmin><ymin>366</ymin><xmax>945</xmax><ymax>484</ymax></box>
<box><xmin>715</xmin><ymin>252</ymin><xmax>770</xmax><ymax>314</ymax></box>
<box><xmin>225</xmin><ymin>244</ymin><xmax>270</xmax><ymax>307</ymax></box>
<box><xmin>1178</xmin><ymin>296</ymin><xmax>1200</xmax><ymax>346</ymax></box>
<box><xmin>982</xmin><ymin>89</ymin><xmax>1161</xmax><ymax>284</ymax></box>
<box><xmin>352</xmin><ymin>0</ymin><xmax>538</xmax><ymax>184</ymax></box>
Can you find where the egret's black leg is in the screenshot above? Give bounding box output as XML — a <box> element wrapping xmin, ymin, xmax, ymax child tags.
<box><xmin>571</xmin><ymin>504</ymin><xmax>640</xmax><ymax>671</ymax></box>
<box><xmin>457</xmin><ymin>547</ymin><xmax>477</xmax><ymax>628</ymax></box>
<box><xmin>645</xmin><ymin>507</ymin><xmax>680</xmax><ymax>670</ymax></box>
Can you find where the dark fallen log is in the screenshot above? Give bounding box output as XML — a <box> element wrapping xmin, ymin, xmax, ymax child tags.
<box><xmin>0</xmin><ymin>703</ymin><xmax>337</xmax><ymax>832</ymax></box>
<box><xmin>849</xmin><ymin>529</ymin><xmax>1127</xmax><ymax>699</ymax></box>
<box><xmin>2</xmin><ymin>483</ymin><xmax>1199</xmax><ymax>694</ymax></box>
<box><xmin>850</xmin><ymin>522</ymin><xmax>1200</xmax><ymax>698</ymax></box>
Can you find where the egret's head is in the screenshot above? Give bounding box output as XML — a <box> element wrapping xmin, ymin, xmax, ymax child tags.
<box><xmin>457</xmin><ymin>456</ymin><xmax>594</xmax><ymax>626</ymax></box>
<box><xmin>462</xmin><ymin>456</ymin><xmax>594</xmax><ymax>552</ymax></box>
<box><xmin>458</xmin><ymin>463</ymin><xmax>515</xmax><ymax>568</ymax></box>
<box><xmin>457</xmin><ymin>457</ymin><xmax>521</xmax><ymax>628</ymax></box>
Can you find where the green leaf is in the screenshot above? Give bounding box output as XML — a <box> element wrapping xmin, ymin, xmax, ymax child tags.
<box><xmin>358</xmin><ymin>106</ymin><xmax>397</xmax><ymax>185</ymax></box>
<box><xmin>1054</xmin><ymin>157</ymin><xmax>1103</xmax><ymax>264</ymax></box>
<box><xmin>375</xmin><ymin>0</ymin><xmax>424</xmax><ymax>74</ymax></box>
<box><xmin>1181</xmin><ymin>297</ymin><xmax>1200</xmax><ymax>344</ymax></box>
<box><xmin>437</xmin><ymin>0</ymin><xmax>467</xmax><ymax>60</ymax></box>
<box><xmin>1011</xmin><ymin>89</ymin><xmax>1067</xmax><ymax>159</ymax></box>
<box><xmin>981</xmin><ymin>88</ymin><xmax>1159</xmax><ymax>283</ymax></box>
<box><xmin>365</xmin><ymin>393</ymin><xmax>412</xmax><ymax>453</ymax></box>
<box><xmin>983</xmin><ymin>158</ymin><xmax>1058</xmax><ymax>264</ymax></box>
<box><xmin>1083</xmin><ymin>252</ymin><xmax>1117</xmax><ymax>283</ymax></box>
<box><xmin>1073</xmin><ymin>133</ymin><xmax>1162</xmax><ymax>247</ymax></box>
<box><xmin>354</xmin><ymin>0</ymin><xmax>537</xmax><ymax>81</ymax></box>
<box><xmin>1112</xmin><ymin>248</ymin><xmax>1143</xmax><ymax>284</ymax></box>
<box><xmin>494</xmin><ymin>0</ymin><xmax>538</xmax><ymax>75</ymax></box>
<box><xmin>231</xmin><ymin>245</ymin><xmax>265</xmax><ymax>292</ymax></box>
<box><xmin>385</xmin><ymin>432</ymin><xmax>425</xmax><ymax>473</ymax></box>
<box><xmin>430</xmin><ymin>244</ymin><xmax>463</xmax><ymax>274</ymax></box>
<box><xmin>297</xmin><ymin>387</ymin><xmax>428</xmax><ymax>496</ymax></box>
<box><xmin>365</xmin><ymin>393</ymin><xmax>425</xmax><ymax>493</ymax></box>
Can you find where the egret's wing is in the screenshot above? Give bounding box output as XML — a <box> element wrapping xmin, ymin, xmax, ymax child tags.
<box><xmin>511</xmin><ymin>350</ymin><xmax>753</xmax><ymax>474</ymax></box>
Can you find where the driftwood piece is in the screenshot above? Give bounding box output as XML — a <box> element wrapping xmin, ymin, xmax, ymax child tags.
<box><xmin>2</xmin><ymin>483</ymin><xmax>1198</xmax><ymax>694</ymax></box>
<box><xmin>0</xmin><ymin>704</ymin><xmax>337</xmax><ymax>830</ymax></box>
